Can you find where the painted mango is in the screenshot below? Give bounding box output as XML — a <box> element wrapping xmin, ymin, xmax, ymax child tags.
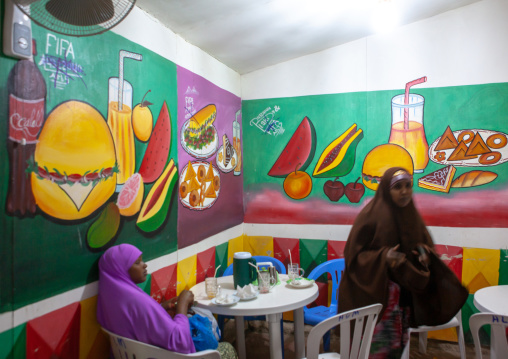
<box><xmin>87</xmin><ymin>202</ymin><xmax>121</xmax><ymax>250</ymax></box>
<box><xmin>312</xmin><ymin>124</ymin><xmax>363</xmax><ymax>178</ymax></box>
<box><xmin>137</xmin><ymin>159</ymin><xmax>178</xmax><ymax>232</ymax></box>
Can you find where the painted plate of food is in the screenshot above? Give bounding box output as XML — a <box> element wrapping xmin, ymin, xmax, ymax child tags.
<box><xmin>179</xmin><ymin>161</ymin><xmax>220</xmax><ymax>211</ymax></box>
<box><xmin>429</xmin><ymin>127</ymin><xmax>508</xmax><ymax>167</ymax></box>
<box><xmin>216</xmin><ymin>133</ymin><xmax>237</xmax><ymax>173</ymax></box>
<box><xmin>180</xmin><ymin>119</ymin><xmax>218</xmax><ymax>159</ymax></box>
<box><xmin>180</xmin><ymin>105</ymin><xmax>219</xmax><ymax>159</ymax></box>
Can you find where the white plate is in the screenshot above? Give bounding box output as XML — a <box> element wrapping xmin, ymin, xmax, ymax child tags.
<box><xmin>180</xmin><ymin>120</ymin><xmax>218</xmax><ymax>159</ymax></box>
<box><xmin>286</xmin><ymin>278</ymin><xmax>315</xmax><ymax>289</ymax></box>
<box><xmin>211</xmin><ymin>295</ymin><xmax>240</xmax><ymax>306</ymax></box>
<box><xmin>429</xmin><ymin>129</ymin><xmax>508</xmax><ymax>167</ymax></box>
<box><xmin>215</xmin><ymin>145</ymin><xmax>238</xmax><ymax>173</ymax></box>
<box><xmin>234</xmin><ymin>292</ymin><xmax>259</xmax><ymax>301</ymax></box>
<box><xmin>179</xmin><ymin>161</ymin><xmax>220</xmax><ymax>211</ymax></box>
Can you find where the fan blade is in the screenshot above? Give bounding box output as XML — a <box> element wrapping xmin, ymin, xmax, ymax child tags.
<box><xmin>45</xmin><ymin>0</ymin><xmax>115</xmax><ymax>26</ymax></box>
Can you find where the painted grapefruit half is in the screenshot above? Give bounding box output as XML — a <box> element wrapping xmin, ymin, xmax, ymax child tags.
<box><xmin>117</xmin><ymin>173</ymin><xmax>144</xmax><ymax>216</ymax></box>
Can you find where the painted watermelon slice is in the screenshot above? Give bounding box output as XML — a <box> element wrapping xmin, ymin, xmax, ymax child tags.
<box><xmin>268</xmin><ymin>116</ymin><xmax>316</xmax><ymax>177</ymax></box>
<box><xmin>139</xmin><ymin>101</ymin><xmax>172</xmax><ymax>183</ymax></box>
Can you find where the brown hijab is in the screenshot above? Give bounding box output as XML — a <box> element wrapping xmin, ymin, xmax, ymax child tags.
<box><xmin>338</xmin><ymin>167</ymin><xmax>467</xmax><ymax>327</ymax></box>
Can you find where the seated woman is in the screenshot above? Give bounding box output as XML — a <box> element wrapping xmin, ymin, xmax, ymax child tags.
<box><xmin>97</xmin><ymin>243</ymin><xmax>237</xmax><ymax>358</ymax></box>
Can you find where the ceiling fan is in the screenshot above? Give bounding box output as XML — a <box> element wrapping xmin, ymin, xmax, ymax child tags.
<box><xmin>12</xmin><ymin>0</ymin><xmax>136</xmax><ymax>37</ymax></box>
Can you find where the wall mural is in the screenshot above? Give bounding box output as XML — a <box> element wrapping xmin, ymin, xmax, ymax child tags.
<box><xmin>7</xmin><ymin>45</ymin><xmax>178</xmax><ymax>245</ymax></box>
<box><xmin>243</xmin><ymin>79</ymin><xmax>508</xmax><ymax>228</ymax></box>
<box><xmin>177</xmin><ymin>66</ymin><xmax>243</xmax><ymax>249</ymax></box>
<box><xmin>1</xmin><ymin>29</ymin><xmax>181</xmax><ymax>310</ymax></box>
<box><xmin>250</xmin><ymin>105</ymin><xmax>284</xmax><ymax>136</ymax></box>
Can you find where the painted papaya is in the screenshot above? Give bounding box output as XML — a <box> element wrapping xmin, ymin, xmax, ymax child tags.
<box><xmin>312</xmin><ymin>124</ymin><xmax>364</xmax><ymax>178</ymax></box>
<box><xmin>268</xmin><ymin>116</ymin><xmax>316</xmax><ymax>177</ymax></box>
<box><xmin>137</xmin><ymin>159</ymin><xmax>178</xmax><ymax>232</ymax></box>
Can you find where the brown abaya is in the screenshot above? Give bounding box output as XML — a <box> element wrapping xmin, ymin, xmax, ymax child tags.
<box><xmin>338</xmin><ymin>167</ymin><xmax>467</xmax><ymax>328</ymax></box>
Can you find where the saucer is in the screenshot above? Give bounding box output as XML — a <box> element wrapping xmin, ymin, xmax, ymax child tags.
<box><xmin>211</xmin><ymin>295</ymin><xmax>240</xmax><ymax>306</ymax></box>
<box><xmin>235</xmin><ymin>292</ymin><xmax>258</xmax><ymax>301</ymax></box>
<box><xmin>286</xmin><ymin>278</ymin><xmax>315</xmax><ymax>288</ymax></box>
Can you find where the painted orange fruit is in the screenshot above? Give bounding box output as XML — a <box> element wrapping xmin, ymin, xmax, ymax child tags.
<box><xmin>283</xmin><ymin>170</ymin><xmax>313</xmax><ymax>200</ymax></box>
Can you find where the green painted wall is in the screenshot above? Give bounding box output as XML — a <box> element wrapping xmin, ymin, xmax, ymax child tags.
<box><xmin>1</xmin><ymin>26</ymin><xmax>178</xmax><ymax>311</ymax></box>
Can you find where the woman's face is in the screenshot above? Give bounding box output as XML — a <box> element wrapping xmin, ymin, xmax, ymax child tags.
<box><xmin>128</xmin><ymin>255</ymin><xmax>148</xmax><ymax>283</ymax></box>
<box><xmin>390</xmin><ymin>179</ymin><xmax>413</xmax><ymax>208</ymax></box>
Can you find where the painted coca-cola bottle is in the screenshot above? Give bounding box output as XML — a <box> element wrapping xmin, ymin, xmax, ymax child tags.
<box><xmin>6</xmin><ymin>40</ymin><xmax>46</xmax><ymax>217</ymax></box>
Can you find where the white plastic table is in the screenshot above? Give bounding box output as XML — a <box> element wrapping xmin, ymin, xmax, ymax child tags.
<box><xmin>473</xmin><ymin>285</ymin><xmax>508</xmax><ymax>359</ymax></box>
<box><xmin>190</xmin><ymin>274</ymin><xmax>318</xmax><ymax>359</ymax></box>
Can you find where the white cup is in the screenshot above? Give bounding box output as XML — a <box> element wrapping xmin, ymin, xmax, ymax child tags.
<box><xmin>288</xmin><ymin>263</ymin><xmax>305</xmax><ymax>280</ymax></box>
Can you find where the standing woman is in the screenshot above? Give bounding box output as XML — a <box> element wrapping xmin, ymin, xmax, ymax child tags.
<box><xmin>338</xmin><ymin>167</ymin><xmax>467</xmax><ymax>358</ymax></box>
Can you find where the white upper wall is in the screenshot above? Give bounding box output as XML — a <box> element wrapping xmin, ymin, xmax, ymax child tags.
<box><xmin>242</xmin><ymin>0</ymin><xmax>508</xmax><ymax>100</ymax></box>
<box><xmin>112</xmin><ymin>6</ymin><xmax>242</xmax><ymax>97</ymax></box>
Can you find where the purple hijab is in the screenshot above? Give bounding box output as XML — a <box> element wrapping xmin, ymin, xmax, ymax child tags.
<box><xmin>97</xmin><ymin>244</ymin><xmax>196</xmax><ymax>354</ymax></box>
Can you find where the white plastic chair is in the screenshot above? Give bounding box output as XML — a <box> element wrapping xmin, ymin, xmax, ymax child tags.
<box><xmin>470</xmin><ymin>313</ymin><xmax>508</xmax><ymax>359</ymax></box>
<box><xmin>102</xmin><ymin>328</ymin><xmax>221</xmax><ymax>359</ymax></box>
<box><xmin>402</xmin><ymin>310</ymin><xmax>466</xmax><ymax>359</ymax></box>
<box><xmin>304</xmin><ymin>303</ymin><xmax>382</xmax><ymax>359</ymax></box>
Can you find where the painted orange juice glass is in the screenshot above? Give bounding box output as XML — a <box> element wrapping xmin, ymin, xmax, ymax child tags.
<box><xmin>389</xmin><ymin>94</ymin><xmax>429</xmax><ymax>173</ymax></box>
<box><xmin>107</xmin><ymin>77</ymin><xmax>135</xmax><ymax>191</ymax></box>
<box><xmin>233</xmin><ymin>110</ymin><xmax>242</xmax><ymax>176</ymax></box>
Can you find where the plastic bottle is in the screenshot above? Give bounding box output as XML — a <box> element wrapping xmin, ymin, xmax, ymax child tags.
<box><xmin>6</xmin><ymin>40</ymin><xmax>46</xmax><ymax>217</ymax></box>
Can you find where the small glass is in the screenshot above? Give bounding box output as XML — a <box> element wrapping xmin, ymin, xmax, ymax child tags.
<box><xmin>205</xmin><ymin>277</ymin><xmax>218</xmax><ymax>299</ymax></box>
<box><xmin>288</xmin><ymin>264</ymin><xmax>305</xmax><ymax>280</ymax></box>
<box><xmin>258</xmin><ymin>271</ymin><xmax>275</xmax><ymax>293</ymax></box>
<box><xmin>269</xmin><ymin>266</ymin><xmax>278</xmax><ymax>285</ymax></box>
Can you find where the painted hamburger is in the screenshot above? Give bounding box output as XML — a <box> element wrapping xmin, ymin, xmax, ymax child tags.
<box><xmin>31</xmin><ymin>100</ymin><xmax>117</xmax><ymax>220</ymax></box>
<box><xmin>362</xmin><ymin>143</ymin><xmax>414</xmax><ymax>191</ymax></box>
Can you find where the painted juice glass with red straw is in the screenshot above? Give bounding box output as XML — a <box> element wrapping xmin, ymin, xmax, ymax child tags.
<box><xmin>389</xmin><ymin>77</ymin><xmax>429</xmax><ymax>173</ymax></box>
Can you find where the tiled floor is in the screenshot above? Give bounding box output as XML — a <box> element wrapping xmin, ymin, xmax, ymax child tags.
<box><xmin>223</xmin><ymin>319</ymin><xmax>491</xmax><ymax>359</ymax></box>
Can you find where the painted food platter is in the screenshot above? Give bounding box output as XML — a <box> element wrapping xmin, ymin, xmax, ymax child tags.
<box><xmin>211</xmin><ymin>295</ymin><xmax>240</xmax><ymax>306</ymax></box>
<box><xmin>179</xmin><ymin>161</ymin><xmax>220</xmax><ymax>211</ymax></box>
<box><xmin>180</xmin><ymin>120</ymin><xmax>218</xmax><ymax>159</ymax></box>
<box><xmin>215</xmin><ymin>145</ymin><xmax>238</xmax><ymax>173</ymax></box>
<box><xmin>286</xmin><ymin>278</ymin><xmax>315</xmax><ymax>289</ymax></box>
<box><xmin>429</xmin><ymin>129</ymin><xmax>508</xmax><ymax>167</ymax></box>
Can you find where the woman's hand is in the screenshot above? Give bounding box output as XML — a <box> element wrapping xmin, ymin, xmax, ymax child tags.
<box><xmin>386</xmin><ymin>244</ymin><xmax>406</xmax><ymax>268</ymax></box>
<box><xmin>413</xmin><ymin>244</ymin><xmax>431</xmax><ymax>268</ymax></box>
<box><xmin>161</xmin><ymin>297</ymin><xmax>178</xmax><ymax>317</ymax></box>
<box><xmin>175</xmin><ymin>290</ymin><xmax>195</xmax><ymax>315</ymax></box>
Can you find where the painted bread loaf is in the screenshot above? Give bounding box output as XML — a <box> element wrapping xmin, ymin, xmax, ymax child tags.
<box><xmin>451</xmin><ymin>170</ymin><xmax>497</xmax><ymax>188</ymax></box>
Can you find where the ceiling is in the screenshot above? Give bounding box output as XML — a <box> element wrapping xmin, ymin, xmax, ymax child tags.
<box><xmin>136</xmin><ymin>0</ymin><xmax>482</xmax><ymax>75</ymax></box>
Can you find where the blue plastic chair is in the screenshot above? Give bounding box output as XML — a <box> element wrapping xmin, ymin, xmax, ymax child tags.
<box><xmin>219</xmin><ymin>256</ymin><xmax>286</xmax><ymax>357</ymax></box>
<box><xmin>303</xmin><ymin>258</ymin><xmax>345</xmax><ymax>352</ymax></box>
